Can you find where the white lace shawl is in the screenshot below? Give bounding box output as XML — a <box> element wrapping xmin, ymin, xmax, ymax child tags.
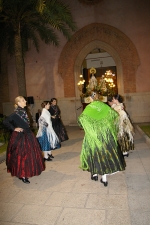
<box><xmin>36</xmin><ymin>109</ymin><xmax>59</xmax><ymax>146</ymax></box>
<box><xmin>111</xmin><ymin>103</ymin><xmax>134</xmax><ymax>142</ymax></box>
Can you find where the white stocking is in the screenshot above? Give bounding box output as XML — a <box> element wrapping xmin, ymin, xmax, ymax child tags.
<box><xmin>102</xmin><ymin>174</ymin><xmax>107</xmax><ymax>182</ymax></box>
<box><xmin>43</xmin><ymin>151</ymin><xmax>49</xmax><ymax>159</ymax></box>
<box><xmin>93</xmin><ymin>174</ymin><xmax>98</xmax><ymax>177</ymax></box>
<box><xmin>123</xmin><ymin>151</ymin><xmax>128</xmax><ymax>155</ymax></box>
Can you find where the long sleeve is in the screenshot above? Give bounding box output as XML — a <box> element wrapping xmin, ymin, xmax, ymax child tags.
<box><xmin>3</xmin><ymin>116</ymin><xmax>15</xmax><ymax>132</ymax></box>
<box><xmin>49</xmin><ymin>105</ymin><xmax>60</xmax><ymax>118</ymax></box>
<box><xmin>49</xmin><ymin>107</ymin><xmax>55</xmax><ymax>116</ymax></box>
<box><xmin>3</xmin><ymin>113</ymin><xmax>30</xmax><ymax>132</ymax></box>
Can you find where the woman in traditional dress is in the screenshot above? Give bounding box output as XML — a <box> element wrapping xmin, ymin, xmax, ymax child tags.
<box><xmin>78</xmin><ymin>92</ymin><xmax>126</xmax><ymax>187</ymax></box>
<box><xmin>49</xmin><ymin>98</ymin><xmax>68</xmax><ymax>142</ymax></box>
<box><xmin>107</xmin><ymin>94</ymin><xmax>134</xmax><ymax>157</ymax></box>
<box><xmin>36</xmin><ymin>101</ymin><xmax>60</xmax><ymax>161</ymax></box>
<box><xmin>3</xmin><ymin>96</ymin><xmax>45</xmax><ymax>184</ymax></box>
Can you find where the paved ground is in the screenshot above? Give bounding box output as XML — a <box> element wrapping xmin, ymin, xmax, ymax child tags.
<box><xmin>0</xmin><ymin>125</ymin><xmax>150</xmax><ymax>225</ymax></box>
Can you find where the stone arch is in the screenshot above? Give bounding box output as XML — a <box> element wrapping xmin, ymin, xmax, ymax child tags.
<box><xmin>58</xmin><ymin>23</ymin><xmax>140</xmax><ymax>97</ymax></box>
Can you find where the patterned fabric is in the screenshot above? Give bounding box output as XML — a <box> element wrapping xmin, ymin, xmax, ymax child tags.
<box><xmin>111</xmin><ymin>103</ymin><xmax>134</xmax><ymax>152</ymax></box>
<box><xmin>37</xmin><ymin>127</ymin><xmax>51</xmax><ymax>150</ymax></box>
<box><xmin>15</xmin><ymin>106</ymin><xmax>30</xmax><ymax>126</ymax></box>
<box><xmin>36</xmin><ymin>108</ymin><xmax>60</xmax><ymax>150</ymax></box>
<box><xmin>118</xmin><ymin>132</ymin><xmax>134</xmax><ymax>153</ymax></box>
<box><xmin>6</xmin><ymin>129</ymin><xmax>45</xmax><ymax>178</ymax></box>
<box><xmin>50</xmin><ymin>105</ymin><xmax>60</xmax><ymax>117</ymax></box>
<box><xmin>49</xmin><ymin>105</ymin><xmax>68</xmax><ymax>142</ymax></box>
<box><xmin>78</xmin><ymin>101</ymin><xmax>126</xmax><ymax>175</ymax></box>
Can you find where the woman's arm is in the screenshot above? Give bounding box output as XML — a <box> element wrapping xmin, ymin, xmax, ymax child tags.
<box><xmin>49</xmin><ymin>106</ymin><xmax>60</xmax><ymax>118</ymax></box>
<box><xmin>38</xmin><ymin>116</ymin><xmax>48</xmax><ymax>127</ymax></box>
<box><xmin>3</xmin><ymin>115</ymin><xmax>23</xmax><ymax>132</ymax></box>
<box><xmin>3</xmin><ymin>115</ymin><xmax>15</xmax><ymax>132</ymax></box>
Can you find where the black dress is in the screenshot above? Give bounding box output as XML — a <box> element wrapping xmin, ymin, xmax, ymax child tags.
<box><xmin>49</xmin><ymin>105</ymin><xmax>68</xmax><ymax>142</ymax></box>
<box><xmin>3</xmin><ymin>107</ymin><xmax>45</xmax><ymax>178</ymax></box>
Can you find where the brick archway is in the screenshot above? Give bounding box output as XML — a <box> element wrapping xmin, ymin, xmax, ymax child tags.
<box><xmin>58</xmin><ymin>23</ymin><xmax>140</xmax><ymax>97</ymax></box>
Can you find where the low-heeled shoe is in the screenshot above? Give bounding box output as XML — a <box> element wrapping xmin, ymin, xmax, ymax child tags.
<box><xmin>19</xmin><ymin>178</ymin><xmax>30</xmax><ymax>184</ymax></box>
<box><xmin>44</xmin><ymin>157</ymin><xmax>52</xmax><ymax>161</ymax></box>
<box><xmin>48</xmin><ymin>154</ymin><xmax>54</xmax><ymax>158</ymax></box>
<box><xmin>100</xmin><ymin>178</ymin><xmax>108</xmax><ymax>187</ymax></box>
<box><xmin>91</xmin><ymin>175</ymin><xmax>98</xmax><ymax>181</ymax></box>
<box><xmin>123</xmin><ymin>153</ymin><xmax>129</xmax><ymax>157</ymax></box>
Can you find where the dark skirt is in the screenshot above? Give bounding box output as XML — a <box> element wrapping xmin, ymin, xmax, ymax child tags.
<box><xmin>80</xmin><ymin>133</ymin><xmax>126</xmax><ymax>176</ymax></box>
<box><xmin>52</xmin><ymin>118</ymin><xmax>68</xmax><ymax>142</ymax></box>
<box><xmin>118</xmin><ymin>132</ymin><xmax>134</xmax><ymax>153</ymax></box>
<box><xmin>6</xmin><ymin>130</ymin><xmax>45</xmax><ymax>178</ymax></box>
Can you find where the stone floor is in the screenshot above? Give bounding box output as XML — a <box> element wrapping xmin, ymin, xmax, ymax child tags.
<box><xmin>0</xmin><ymin>126</ymin><xmax>150</xmax><ymax>225</ymax></box>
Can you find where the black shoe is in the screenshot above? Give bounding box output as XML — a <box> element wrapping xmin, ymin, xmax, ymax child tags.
<box><xmin>100</xmin><ymin>178</ymin><xmax>108</xmax><ymax>187</ymax></box>
<box><xmin>123</xmin><ymin>153</ymin><xmax>129</xmax><ymax>157</ymax></box>
<box><xmin>19</xmin><ymin>178</ymin><xmax>30</xmax><ymax>184</ymax></box>
<box><xmin>48</xmin><ymin>154</ymin><xmax>54</xmax><ymax>158</ymax></box>
<box><xmin>44</xmin><ymin>157</ymin><xmax>52</xmax><ymax>161</ymax></box>
<box><xmin>91</xmin><ymin>175</ymin><xmax>98</xmax><ymax>181</ymax></box>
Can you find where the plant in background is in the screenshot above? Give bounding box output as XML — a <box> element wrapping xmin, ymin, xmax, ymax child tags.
<box><xmin>0</xmin><ymin>0</ymin><xmax>77</xmax><ymax>96</ymax></box>
<box><xmin>0</xmin><ymin>116</ymin><xmax>10</xmax><ymax>143</ymax></box>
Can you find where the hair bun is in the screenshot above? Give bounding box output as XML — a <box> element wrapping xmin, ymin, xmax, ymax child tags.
<box><xmin>14</xmin><ymin>104</ymin><xmax>18</xmax><ymax>109</ymax></box>
<box><xmin>41</xmin><ymin>102</ymin><xmax>44</xmax><ymax>108</ymax></box>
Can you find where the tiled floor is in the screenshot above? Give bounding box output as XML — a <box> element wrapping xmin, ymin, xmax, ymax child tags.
<box><xmin>0</xmin><ymin>126</ymin><xmax>150</xmax><ymax>225</ymax></box>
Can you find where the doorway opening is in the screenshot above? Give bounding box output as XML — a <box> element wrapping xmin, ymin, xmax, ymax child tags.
<box><xmin>81</xmin><ymin>48</ymin><xmax>118</xmax><ymax>96</ymax></box>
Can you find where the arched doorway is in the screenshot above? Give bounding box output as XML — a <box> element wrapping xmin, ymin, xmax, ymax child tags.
<box><xmin>74</xmin><ymin>41</ymin><xmax>122</xmax><ymax>98</ymax></box>
<box><xmin>58</xmin><ymin>23</ymin><xmax>140</xmax><ymax>98</ymax></box>
<box><xmin>81</xmin><ymin>48</ymin><xmax>118</xmax><ymax>97</ymax></box>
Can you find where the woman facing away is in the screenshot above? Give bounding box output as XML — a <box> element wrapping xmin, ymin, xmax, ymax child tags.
<box><xmin>36</xmin><ymin>101</ymin><xmax>60</xmax><ymax>161</ymax></box>
<box><xmin>49</xmin><ymin>98</ymin><xmax>68</xmax><ymax>142</ymax></box>
<box><xmin>78</xmin><ymin>92</ymin><xmax>126</xmax><ymax>187</ymax></box>
<box><xmin>107</xmin><ymin>94</ymin><xmax>134</xmax><ymax>157</ymax></box>
<box><xmin>3</xmin><ymin>96</ymin><xmax>45</xmax><ymax>184</ymax></box>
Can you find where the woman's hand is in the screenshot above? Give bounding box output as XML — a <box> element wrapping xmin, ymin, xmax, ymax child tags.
<box><xmin>14</xmin><ymin>128</ymin><xmax>23</xmax><ymax>132</ymax></box>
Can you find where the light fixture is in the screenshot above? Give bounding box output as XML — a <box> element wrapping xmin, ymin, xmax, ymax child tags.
<box><xmin>77</xmin><ymin>74</ymin><xmax>85</xmax><ymax>91</ymax></box>
<box><xmin>104</xmin><ymin>70</ymin><xmax>116</xmax><ymax>88</ymax></box>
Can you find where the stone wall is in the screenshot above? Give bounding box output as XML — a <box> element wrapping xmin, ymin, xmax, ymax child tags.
<box><xmin>124</xmin><ymin>92</ymin><xmax>150</xmax><ymax>123</ymax></box>
<box><xmin>3</xmin><ymin>93</ymin><xmax>150</xmax><ymax>124</ymax></box>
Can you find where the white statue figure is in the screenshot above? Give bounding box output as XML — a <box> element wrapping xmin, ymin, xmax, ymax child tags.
<box><xmin>88</xmin><ymin>67</ymin><xmax>97</xmax><ymax>91</ymax></box>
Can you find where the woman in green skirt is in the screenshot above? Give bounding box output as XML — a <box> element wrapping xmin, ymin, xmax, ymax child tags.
<box><xmin>78</xmin><ymin>92</ymin><xmax>126</xmax><ymax>187</ymax></box>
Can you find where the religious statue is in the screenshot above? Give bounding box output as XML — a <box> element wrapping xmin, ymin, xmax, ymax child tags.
<box><xmin>88</xmin><ymin>67</ymin><xmax>97</xmax><ymax>91</ymax></box>
<box><xmin>98</xmin><ymin>75</ymin><xmax>107</xmax><ymax>94</ymax></box>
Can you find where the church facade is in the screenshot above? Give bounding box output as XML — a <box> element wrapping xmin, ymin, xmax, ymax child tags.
<box><xmin>2</xmin><ymin>0</ymin><xmax>150</xmax><ymax>124</ymax></box>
